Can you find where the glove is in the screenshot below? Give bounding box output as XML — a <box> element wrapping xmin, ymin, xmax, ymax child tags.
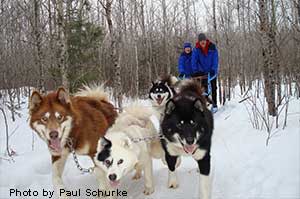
<box><xmin>209</xmin><ymin>70</ymin><xmax>215</xmax><ymax>76</ymax></box>
<box><xmin>178</xmin><ymin>74</ymin><xmax>185</xmax><ymax>79</ymax></box>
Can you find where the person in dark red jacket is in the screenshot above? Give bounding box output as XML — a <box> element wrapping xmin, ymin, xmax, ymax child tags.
<box><xmin>191</xmin><ymin>33</ymin><xmax>219</xmax><ymax>112</ymax></box>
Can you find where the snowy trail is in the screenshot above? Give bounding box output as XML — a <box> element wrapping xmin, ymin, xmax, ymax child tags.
<box><xmin>0</xmin><ymin>98</ymin><xmax>299</xmax><ymax>199</ymax></box>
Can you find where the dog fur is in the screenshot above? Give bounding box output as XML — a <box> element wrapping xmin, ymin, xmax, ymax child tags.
<box><xmin>149</xmin><ymin>75</ymin><xmax>178</xmax><ymax>118</ymax></box>
<box><xmin>160</xmin><ymin>79</ymin><xmax>214</xmax><ymax>199</ymax></box>
<box><xmin>94</xmin><ymin>103</ymin><xmax>164</xmax><ymax>195</ymax></box>
<box><xmin>29</xmin><ymin>85</ymin><xmax>117</xmax><ymax>198</ymax></box>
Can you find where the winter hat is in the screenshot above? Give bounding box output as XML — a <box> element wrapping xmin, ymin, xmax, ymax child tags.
<box><xmin>183</xmin><ymin>42</ymin><xmax>192</xmax><ymax>49</ymax></box>
<box><xmin>198</xmin><ymin>33</ymin><xmax>207</xmax><ymax>41</ymax></box>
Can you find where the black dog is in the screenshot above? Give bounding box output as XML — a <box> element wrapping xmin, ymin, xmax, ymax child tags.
<box><xmin>160</xmin><ymin>80</ymin><xmax>213</xmax><ymax>199</ymax></box>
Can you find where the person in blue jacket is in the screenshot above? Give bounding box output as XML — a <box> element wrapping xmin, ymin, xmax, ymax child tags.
<box><xmin>178</xmin><ymin>42</ymin><xmax>193</xmax><ymax>79</ymax></box>
<box><xmin>191</xmin><ymin>33</ymin><xmax>219</xmax><ymax>112</ymax></box>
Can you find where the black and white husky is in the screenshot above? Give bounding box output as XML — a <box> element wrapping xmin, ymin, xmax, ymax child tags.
<box><xmin>94</xmin><ymin>104</ymin><xmax>164</xmax><ymax>196</ymax></box>
<box><xmin>149</xmin><ymin>75</ymin><xmax>178</xmax><ymax>117</ymax></box>
<box><xmin>160</xmin><ymin>80</ymin><xmax>214</xmax><ymax>199</ymax></box>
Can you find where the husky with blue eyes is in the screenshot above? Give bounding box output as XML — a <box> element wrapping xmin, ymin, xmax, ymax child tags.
<box><xmin>160</xmin><ymin>80</ymin><xmax>214</xmax><ymax>199</ymax></box>
<box><xmin>94</xmin><ymin>104</ymin><xmax>163</xmax><ymax>195</ymax></box>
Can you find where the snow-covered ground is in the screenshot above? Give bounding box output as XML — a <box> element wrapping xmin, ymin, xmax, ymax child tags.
<box><xmin>0</xmin><ymin>92</ymin><xmax>299</xmax><ymax>199</ymax></box>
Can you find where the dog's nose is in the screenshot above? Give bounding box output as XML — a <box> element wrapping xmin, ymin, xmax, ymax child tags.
<box><xmin>186</xmin><ymin>137</ymin><xmax>194</xmax><ymax>145</ymax></box>
<box><xmin>157</xmin><ymin>94</ymin><xmax>161</xmax><ymax>98</ymax></box>
<box><xmin>109</xmin><ymin>174</ymin><xmax>117</xmax><ymax>181</ymax></box>
<box><xmin>49</xmin><ymin>131</ymin><xmax>59</xmax><ymax>139</ymax></box>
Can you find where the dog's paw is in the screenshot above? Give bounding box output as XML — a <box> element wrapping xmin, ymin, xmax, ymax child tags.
<box><xmin>132</xmin><ymin>171</ymin><xmax>142</xmax><ymax>180</ymax></box>
<box><xmin>168</xmin><ymin>171</ymin><xmax>178</xmax><ymax>189</ymax></box>
<box><xmin>143</xmin><ymin>187</ymin><xmax>154</xmax><ymax>195</ymax></box>
<box><xmin>168</xmin><ymin>180</ymin><xmax>179</xmax><ymax>189</ymax></box>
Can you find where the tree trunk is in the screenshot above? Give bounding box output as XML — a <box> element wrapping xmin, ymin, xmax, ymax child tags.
<box><xmin>161</xmin><ymin>0</ymin><xmax>170</xmax><ymax>74</ymax></box>
<box><xmin>259</xmin><ymin>0</ymin><xmax>277</xmax><ymax>116</ymax></box>
<box><xmin>183</xmin><ymin>0</ymin><xmax>190</xmax><ymax>40</ymax></box>
<box><xmin>57</xmin><ymin>0</ymin><xmax>69</xmax><ymax>89</ymax></box>
<box><xmin>134</xmin><ymin>42</ymin><xmax>139</xmax><ymax>97</ymax></box>
<box><xmin>101</xmin><ymin>0</ymin><xmax>123</xmax><ymax>110</ymax></box>
<box><xmin>33</xmin><ymin>0</ymin><xmax>44</xmax><ymax>92</ymax></box>
<box><xmin>212</xmin><ymin>0</ymin><xmax>222</xmax><ymax>105</ymax></box>
<box><xmin>295</xmin><ymin>0</ymin><xmax>300</xmax><ymax>25</ymax></box>
<box><xmin>0</xmin><ymin>108</ymin><xmax>11</xmax><ymax>156</ymax></box>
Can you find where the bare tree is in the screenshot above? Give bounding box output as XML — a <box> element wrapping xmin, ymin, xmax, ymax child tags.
<box><xmin>0</xmin><ymin>107</ymin><xmax>11</xmax><ymax>156</ymax></box>
<box><xmin>57</xmin><ymin>0</ymin><xmax>69</xmax><ymax>89</ymax></box>
<box><xmin>259</xmin><ymin>0</ymin><xmax>277</xmax><ymax>116</ymax></box>
<box><xmin>99</xmin><ymin>0</ymin><xmax>123</xmax><ymax>110</ymax></box>
<box><xmin>0</xmin><ymin>0</ymin><xmax>298</xmax><ymax>117</ymax></box>
<box><xmin>32</xmin><ymin>0</ymin><xmax>45</xmax><ymax>92</ymax></box>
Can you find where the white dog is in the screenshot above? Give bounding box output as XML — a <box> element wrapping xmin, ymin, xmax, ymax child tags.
<box><xmin>94</xmin><ymin>103</ymin><xmax>164</xmax><ymax>195</ymax></box>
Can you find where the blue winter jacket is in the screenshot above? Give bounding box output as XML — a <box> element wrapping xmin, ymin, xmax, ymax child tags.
<box><xmin>192</xmin><ymin>42</ymin><xmax>219</xmax><ymax>76</ymax></box>
<box><xmin>178</xmin><ymin>52</ymin><xmax>193</xmax><ymax>78</ymax></box>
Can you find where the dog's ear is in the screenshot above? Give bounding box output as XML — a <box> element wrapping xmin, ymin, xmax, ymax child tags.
<box><xmin>165</xmin><ymin>99</ymin><xmax>175</xmax><ymax>115</ymax></box>
<box><xmin>57</xmin><ymin>87</ymin><xmax>71</xmax><ymax>105</ymax></box>
<box><xmin>29</xmin><ymin>91</ymin><xmax>43</xmax><ymax>113</ymax></box>
<box><xmin>97</xmin><ymin>136</ymin><xmax>112</xmax><ymax>152</ymax></box>
<box><xmin>122</xmin><ymin>137</ymin><xmax>133</xmax><ymax>149</ymax></box>
<box><xmin>194</xmin><ymin>99</ymin><xmax>204</xmax><ymax>112</ymax></box>
<box><xmin>151</xmin><ymin>81</ymin><xmax>155</xmax><ymax>86</ymax></box>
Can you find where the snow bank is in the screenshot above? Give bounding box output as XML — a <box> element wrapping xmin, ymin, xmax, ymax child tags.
<box><xmin>0</xmin><ymin>93</ymin><xmax>299</xmax><ymax>199</ymax></box>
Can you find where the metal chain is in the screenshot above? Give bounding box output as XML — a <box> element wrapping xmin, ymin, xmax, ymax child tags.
<box><xmin>66</xmin><ymin>139</ymin><xmax>94</xmax><ymax>174</ymax></box>
<box><xmin>130</xmin><ymin>133</ymin><xmax>164</xmax><ymax>143</ymax></box>
<box><xmin>66</xmin><ymin>133</ymin><xmax>164</xmax><ymax>173</ymax></box>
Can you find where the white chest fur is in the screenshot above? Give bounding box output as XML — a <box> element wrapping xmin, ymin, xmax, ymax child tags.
<box><xmin>166</xmin><ymin>142</ymin><xmax>187</xmax><ymax>156</ymax></box>
<box><xmin>166</xmin><ymin>142</ymin><xmax>207</xmax><ymax>160</ymax></box>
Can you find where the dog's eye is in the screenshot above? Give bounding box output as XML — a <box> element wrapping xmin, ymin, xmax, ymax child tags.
<box><xmin>190</xmin><ymin>120</ymin><xmax>197</xmax><ymax>127</ymax></box>
<box><xmin>55</xmin><ymin>112</ymin><xmax>64</xmax><ymax>122</ymax></box>
<box><xmin>176</xmin><ymin>123</ymin><xmax>181</xmax><ymax>129</ymax></box>
<box><xmin>104</xmin><ymin>159</ymin><xmax>111</xmax><ymax>167</ymax></box>
<box><xmin>41</xmin><ymin>116</ymin><xmax>48</xmax><ymax>123</ymax></box>
<box><xmin>117</xmin><ymin>159</ymin><xmax>123</xmax><ymax>165</ymax></box>
<box><xmin>176</xmin><ymin>121</ymin><xmax>184</xmax><ymax>129</ymax></box>
<box><xmin>56</xmin><ymin>115</ymin><xmax>64</xmax><ymax>122</ymax></box>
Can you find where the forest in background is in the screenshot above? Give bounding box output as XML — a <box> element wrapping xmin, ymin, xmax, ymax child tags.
<box><xmin>0</xmin><ymin>0</ymin><xmax>299</xmax><ymax>114</ymax></box>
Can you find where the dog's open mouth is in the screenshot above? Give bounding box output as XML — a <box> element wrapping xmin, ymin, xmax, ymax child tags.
<box><xmin>109</xmin><ymin>180</ymin><xmax>120</xmax><ymax>188</ymax></box>
<box><xmin>183</xmin><ymin>144</ymin><xmax>197</xmax><ymax>154</ymax></box>
<box><xmin>48</xmin><ymin>138</ymin><xmax>62</xmax><ymax>153</ymax></box>
<box><xmin>155</xmin><ymin>96</ymin><xmax>165</xmax><ymax>105</ymax></box>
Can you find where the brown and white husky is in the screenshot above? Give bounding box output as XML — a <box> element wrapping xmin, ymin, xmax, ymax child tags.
<box><xmin>29</xmin><ymin>85</ymin><xmax>117</xmax><ymax>198</ymax></box>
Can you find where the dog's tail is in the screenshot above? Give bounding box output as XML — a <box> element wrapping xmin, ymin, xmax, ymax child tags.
<box><xmin>123</xmin><ymin>102</ymin><xmax>160</xmax><ymax>134</ymax></box>
<box><xmin>177</xmin><ymin>79</ymin><xmax>203</xmax><ymax>97</ymax></box>
<box><xmin>168</xmin><ymin>75</ymin><xmax>178</xmax><ymax>86</ymax></box>
<box><xmin>75</xmin><ymin>84</ymin><xmax>109</xmax><ymax>102</ymax></box>
<box><xmin>123</xmin><ymin>102</ymin><xmax>155</xmax><ymax>119</ymax></box>
<box><xmin>159</xmin><ymin>74</ymin><xmax>178</xmax><ymax>86</ymax></box>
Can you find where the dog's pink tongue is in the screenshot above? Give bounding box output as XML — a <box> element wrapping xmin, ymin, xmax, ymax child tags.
<box><xmin>49</xmin><ymin>138</ymin><xmax>62</xmax><ymax>152</ymax></box>
<box><xmin>109</xmin><ymin>180</ymin><xmax>120</xmax><ymax>188</ymax></box>
<box><xmin>156</xmin><ymin>98</ymin><xmax>163</xmax><ymax>105</ymax></box>
<box><xmin>184</xmin><ymin>145</ymin><xmax>196</xmax><ymax>154</ymax></box>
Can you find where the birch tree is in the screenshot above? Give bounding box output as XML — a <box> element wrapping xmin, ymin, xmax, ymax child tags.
<box><xmin>99</xmin><ymin>0</ymin><xmax>123</xmax><ymax>110</ymax></box>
